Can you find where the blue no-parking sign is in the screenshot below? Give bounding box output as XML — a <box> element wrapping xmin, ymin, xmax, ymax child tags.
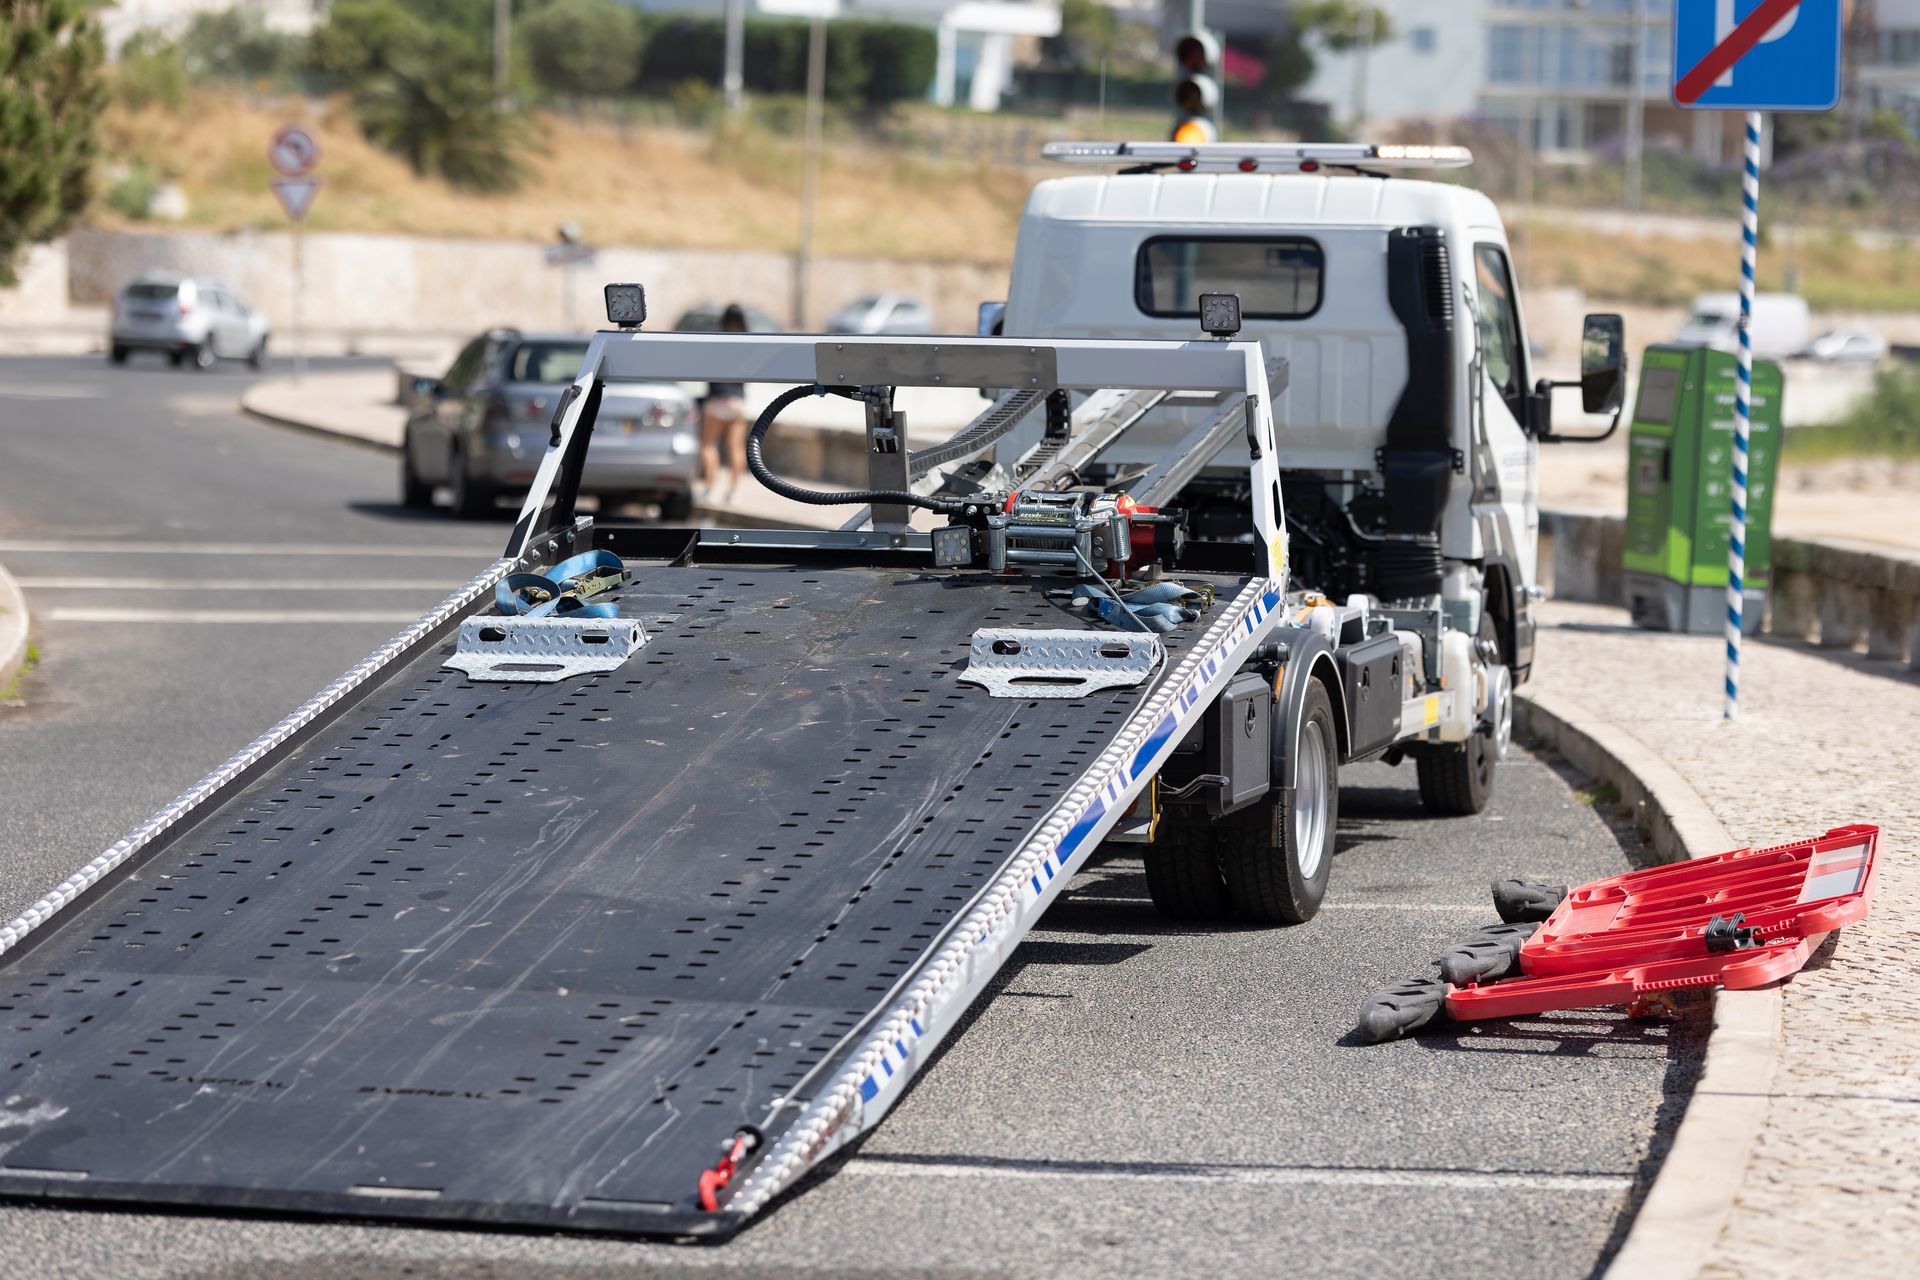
<box><xmin>1673</xmin><ymin>0</ymin><xmax>1842</xmax><ymax>112</ymax></box>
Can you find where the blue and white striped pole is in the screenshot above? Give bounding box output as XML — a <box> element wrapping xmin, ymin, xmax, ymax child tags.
<box><xmin>1726</xmin><ymin>111</ymin><xmax>1762</xmax><ymax>720</ymax></box>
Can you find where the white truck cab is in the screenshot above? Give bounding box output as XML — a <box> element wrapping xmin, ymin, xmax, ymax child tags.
<box><xmin>997</xmin><ymin>142</ymin><xmax>1625</xmax><ymax>692</ymax></box>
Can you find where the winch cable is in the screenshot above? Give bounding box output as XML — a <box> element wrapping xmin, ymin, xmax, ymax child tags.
<box><xmin>746</xmin><ymin>384</ymin><xmax>971</xmax><ymax>515</ymax></box>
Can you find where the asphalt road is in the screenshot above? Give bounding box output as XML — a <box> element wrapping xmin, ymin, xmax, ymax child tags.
<box><xmin>0</xmin><ymin>355</ymin><xmax>1705</xmax><ymax>1280</ymax></box>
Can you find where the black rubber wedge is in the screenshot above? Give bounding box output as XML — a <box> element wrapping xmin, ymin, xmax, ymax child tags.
<box><xmin>1358</xmin><ymin>977</ymin><xmax>1451</xmax><ymax>1043</ymax></box>
<box><xmin>1437</xmin><ymin>921</ymin><xmax>1540</xmax><ymax>986</ymax></box>
<box><xmin>1492</xmin><ymin>878</ymin><xmax>1569</xmax><ymax>924</ymax></box>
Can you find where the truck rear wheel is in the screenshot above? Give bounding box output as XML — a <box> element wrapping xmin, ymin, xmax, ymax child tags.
<box><xmin>1142</xmin><ymin>810</ymin><xmax>1231</xmax><ymax>921</ymax></box>
<box><xmin>1416</xmin><ymin>617</ymin><xmax>1503</xmax><ymax>816</ymax></box>
<box><xmin>1415</xmin><ymin>733</ymin><xmax>1494</xmax><ymax>815</ymax></box>
<box><xmin>1218</xmin><ymin>681</ymin><xmax>1338</xmax><ymax>924</ymax></box>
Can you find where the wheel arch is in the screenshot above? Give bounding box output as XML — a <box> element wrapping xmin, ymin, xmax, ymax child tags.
<box><xmin>1272</xmin><ymin>636</ymin><xmax>1349</xmax><ymax>792</ymax></box>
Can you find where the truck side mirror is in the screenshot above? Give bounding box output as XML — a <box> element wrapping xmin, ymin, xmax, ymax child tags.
<box><xmin>1580</xmin><ymin>313</ymin><xmax>1626</xmax><ymax>415</ymax></box>
<box><xmin>977</xmin><ymin>301</ymin><xmax>1007</xmax><ymax>338</ymax></box>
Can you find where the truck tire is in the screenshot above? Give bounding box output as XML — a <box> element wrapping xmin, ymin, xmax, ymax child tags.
<box><xmin>1143</xmin><ymin>809</ymin><xmax>1231</xmax><ymax>921</ymax></box>
<box><xmin>1416</xmin><ymin>617</ymin><xmax>1502</xmax><ymax>816</ymax></box>
<box><xmin>1218</xmin><ymin>680</ymin><xmax>1338</xmax><ymax>924</ymax></box>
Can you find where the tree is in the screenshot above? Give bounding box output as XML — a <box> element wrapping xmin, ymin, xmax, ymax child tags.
<box><xmin>1051</xmin><ymin>0</ymin><xmax>1119</xmax><ymax>70</ymax></box>
<box><xmin>308</xmin><ymin>0</ymin><xmax>528</xmax><ymax>191</ymax></box>
<box><xmin>1294</xmin><ymin>0</ymin><xmax>1394</xmax><ymax>53</ymax></box>
<box><xmin>521</xmin><ymin>0</ymin><xmax>643</xmax><ymax>97</ymax></box>
<box><xmin>0</xmin><ymin>0</ymin><xmax>105</xmax><ymax>286</ymax></box>
<box><xmin>180</xmin><ymin>8</ymin><xmax>303</xmax><ymax>85</ymax></box>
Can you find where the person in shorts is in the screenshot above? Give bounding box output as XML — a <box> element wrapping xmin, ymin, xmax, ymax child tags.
<box><xmin>700</xmin><ymin>304</ymin><xmax>752</xmax><ymax>502</ymax></box>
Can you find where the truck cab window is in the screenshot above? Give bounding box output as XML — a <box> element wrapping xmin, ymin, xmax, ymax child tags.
<box><xmin>1473</xmin><ymin>245</ymin><xmax>1526</xmax><ymax>421</ymax></box>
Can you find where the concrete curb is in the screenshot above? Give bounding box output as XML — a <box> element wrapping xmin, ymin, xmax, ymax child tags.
<box><xmin>240</xmin><ymin>385</ymin><xmax>400</xmax><ymax>456</ymax></box>
<box><xmin>0</xmin><ymin>559</ymin><xmax>30</xmax><ymax>694</ymax></box>
<box><xmin>1516</xmin><ymin>688</ymin><xmax>1778</xmax><ymax>1280</ymax></box>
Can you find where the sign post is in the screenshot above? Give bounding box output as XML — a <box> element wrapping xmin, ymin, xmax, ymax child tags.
<box><xmin>1672</xmin><ymin>0</ymin><xmax>1840</xmax><ymax>720</ymax></box>
<box><xmin>268</xmin><ymin>125</ymin><xmax>321</xmax><ymax>384</ymax></box>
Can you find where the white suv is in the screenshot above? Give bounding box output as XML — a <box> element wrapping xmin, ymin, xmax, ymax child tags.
<box><xmin>109</xmin><ymin>275</ymin><xmax>271</xmax><ymax>369</ymax></box>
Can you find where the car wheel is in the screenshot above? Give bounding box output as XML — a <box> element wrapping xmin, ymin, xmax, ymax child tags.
<box><xmin>109</xmin><ymin>344</ymin><xmax>128</xmax><ymax>365</ymax></box>
<box><xmin>247</xmin><ymin>338</ymin><xmax>268</xmax><ymax>371</ymax></box>
<box><xmin>192</xmin><ymin>342</ymin><xmax>216</xmax><ymax>370</ymax></box>
<box><xmin>447</xmin><ymin>446</ymin><xmax>495</xmax><ymax>519</ymax></box>
<box><xmin>659</xmin><ymin>490</ymin><xmax>695</xmax><ymax>522</ymax></box>
<box><xmin>1217</xmin><ymin>680</ymin><xmax>1339</xmax><ymax>924</ymax></box>
<box><xmin>400</xmin><ymin>431</ymin><xmax>434</xmax><ymax>510</ymax></box>
<box><xmin>168</xmin><ymin>349</ymin><xmax>185</xmax><ymax>367</ymax></box>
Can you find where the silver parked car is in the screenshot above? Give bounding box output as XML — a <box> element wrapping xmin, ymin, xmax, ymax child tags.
<box><xmin>825</xmin><ymin>293</ymin><xmax>934</xmax><ymax>335</ymax></box>
<box><xmin>109</xmin><ymin>275</ymin><xmax>270</xmax><ymax>369</ymax></box>
<box><xmin>401</xmin><ymin>329</ymin><xmax>700</xmax><ymax>520</ymax></box>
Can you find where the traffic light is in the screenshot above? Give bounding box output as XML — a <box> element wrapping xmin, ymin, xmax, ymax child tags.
<box><xmin>1172</xmin><ymin>30</ymin><xmax>1220</xmax><ymax>143</ymax></box>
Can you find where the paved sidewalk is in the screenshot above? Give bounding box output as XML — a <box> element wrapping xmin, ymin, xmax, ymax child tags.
<box><xmin>1528</xmin><ymin>601</ymin><xmax>1918</xmax><ymax>1278</ymax></box>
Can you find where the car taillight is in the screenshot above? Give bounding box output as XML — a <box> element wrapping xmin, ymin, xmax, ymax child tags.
<box><xmin>485</xmin><ymin>391</ymin><xmax>510</xmax><ymax>419</ymax></box>
<box><xmin>177</xmin><ymin>302</ymin><xmax>192</xmax><ymax>316</ymax></box>
<box><xmin>642</xmin><ymin>402</ymin><xmax>682</xmax><ymax>430</ymax></box>
<box><xmin>524</xmin><ymin>397</ymin><xmax>549</xmax><ymax>420</ymax></box>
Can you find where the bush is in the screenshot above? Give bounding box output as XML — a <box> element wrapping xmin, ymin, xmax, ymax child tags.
<box><xmin>1811</xmin><ymin>363</ymin><xmax>1920</xmax><ymax>458</ymax></box>
<box><xmin>846</xmin><ymin>20</ymin><xmax>934</xmax><ymax>106</ymax></box>
<box><xmin>115</xmin><ymin>30</ymin><xmax>186</xmax><ymax>110</ymax></box>
<box><xmin>179</xmin><ymin>8</ymin><xmax>301</xmax><ymax>85</ymax></box>
<box><xmin>636</xmin><ymin>16</ymin><xmax>931</xmax><ymax>110</ymax></box>
<box><xmin>104</xmin><ymin>159</ymin><xmax>160</xmax><ymax>219</ymax></box>
<box><xmin>307</xmin><ymin>0</ymin><xmax>528</xmax><ymax>191</ymax></box>
<box><xmin>670</xmin><ymin>78</ymin><xmax>719</xmax><ymax>128</ymax></box>
<box><xmin>0</xmin><ymin>0</ymin><xmax>106</xmax><ymax>286</ymax></box>
<box><xmin>522</xmin><ymin>0</ymin><xmax>643</xmax><ymax>97</ymax></box>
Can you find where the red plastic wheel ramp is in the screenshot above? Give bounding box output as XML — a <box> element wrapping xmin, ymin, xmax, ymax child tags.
<box><xmin>1444</xmin><ymin>825</ymin><xmax>1878</xmax><ymax>1022</ymax></box>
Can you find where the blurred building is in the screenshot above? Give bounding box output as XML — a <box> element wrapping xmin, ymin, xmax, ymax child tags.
<box><xmin>629</xmin><ymin>0</ymin><xmax>1061</xmax><ymax>111</ymax></box>
<box><xmin>1300</xmin><ymin>1</ymin><xmax>1718</xmax><ymax>159</ymax></box>
<box><xmin>1856</xmin><ymin>0</ymin><xmax>1920</xmax><ymax>129</ymax></box>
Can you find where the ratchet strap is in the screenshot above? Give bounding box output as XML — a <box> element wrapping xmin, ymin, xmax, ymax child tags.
<box><xmin>495</xmin><ymin>549</ymin><xmax>627</xmax><ymax>618</ymax></box>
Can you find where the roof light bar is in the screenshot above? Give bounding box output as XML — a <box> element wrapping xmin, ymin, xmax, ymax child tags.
<box><xmin>1041</xmin><ymin>141</ymin><xmax>1473</xmax><ymax>173</ymax></box>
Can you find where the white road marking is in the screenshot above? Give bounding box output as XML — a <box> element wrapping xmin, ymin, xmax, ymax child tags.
<box><xmin>16</xmin><ymin>577</ymin><xmax>458</xmax><ymax>592</ymax></box>
<box><xmin>46</xmin><ymin>607</ymin><xmax>423</xmax><ymax>624</ymax></box>
<box><xmin>846</xmin><ymin>1157</ymin><xmax>1632</xmax><ymax>1193</ymax></box>
<box><xmin>1321</xmin><ymin>903</ymin><xmax>1490</xmax><ymax>912</ymax></box>
<box><xmin>0</xmin><ymin>539</ymin><xmax>488</xmax><ymax>557</ymax></box>
<box><xmin>0</xmin><ymin>382</ymin><xmax>103</xmax><ymax>401</ymax></box>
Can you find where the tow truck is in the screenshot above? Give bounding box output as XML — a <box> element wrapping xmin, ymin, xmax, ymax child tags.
<box><xmin>0</xmin><ymin>143</ymin><xmax>1625</xmax><ymax>1239</ymax></box>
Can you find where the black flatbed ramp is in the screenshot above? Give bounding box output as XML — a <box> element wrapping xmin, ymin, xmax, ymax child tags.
<box><xmin>0</xmin><ymin>556</ymin><xmax>1239</xmax><ymax>1237</ymax></box>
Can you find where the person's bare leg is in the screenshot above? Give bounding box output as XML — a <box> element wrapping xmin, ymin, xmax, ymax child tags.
<box><xmin>699</xmin><ymin>408</ymin><xmax>725</xmax><ymax>496</ymax></box>
<box><xmin>725</xmin><ymin>411</ymin><xmax>750</xmax><ymax>500</ymax></box>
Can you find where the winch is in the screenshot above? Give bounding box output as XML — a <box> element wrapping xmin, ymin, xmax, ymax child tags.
<box><xmin>939</xmin><ymin>490</ymin><xmax>1185</xmax><ymax>578</ymax></box>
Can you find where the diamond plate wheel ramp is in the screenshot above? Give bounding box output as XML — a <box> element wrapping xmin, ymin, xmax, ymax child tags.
<box><xmin>0</xmin><ymin>550</ymin><xmax>1260</xmax><ymax>1239</ymax></box>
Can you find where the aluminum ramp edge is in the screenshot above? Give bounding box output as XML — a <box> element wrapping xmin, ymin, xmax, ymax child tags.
<box><xmin>727</xmin><ymin>576</ymin><xmax>1285</xmax><ymax>1219</ymax></box>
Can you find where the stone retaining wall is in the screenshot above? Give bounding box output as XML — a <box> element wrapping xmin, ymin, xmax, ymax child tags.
<box><xmin>1541</xmin><ymin>508</ymin><xmax>1920</xmax><ymax>668</ymax></box>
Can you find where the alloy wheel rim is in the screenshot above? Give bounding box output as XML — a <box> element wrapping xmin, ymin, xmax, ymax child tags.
<box><xmin>1293</xmin><ymin>719</ymin><xmax>1329</xmax><ymax>879</ymax></box>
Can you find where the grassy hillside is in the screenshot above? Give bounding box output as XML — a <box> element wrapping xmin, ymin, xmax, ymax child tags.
<box><xmin>94</xmin><ymin>91</ymin><xmax>1920</xmax><ymax>312</ymax></box>
<box><xmin>97</xmin><ymin>92</ymin><xmax>1038</xmax><ymax>261</ymax></box>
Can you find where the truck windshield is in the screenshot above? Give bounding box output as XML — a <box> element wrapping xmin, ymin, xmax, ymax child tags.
<box><xmin>1135</xmin><ymin>237</ymin><xmax>1323</xmax><ymax>319</ymax></box>
<box><xmin>510</xmin><ymin>343</ymin><xmax>589</xmax><ymax>383</ymax></box>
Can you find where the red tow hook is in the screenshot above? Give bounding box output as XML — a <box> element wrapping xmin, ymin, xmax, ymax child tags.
<box><xmin>697</xmin><ymin>1128</ymin><xmax>762</xmax><ymax>1212</ymax></box>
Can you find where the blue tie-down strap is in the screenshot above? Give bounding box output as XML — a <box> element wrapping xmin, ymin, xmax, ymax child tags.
<box><xmin>1070</xmin><ymin>581</ymin><xmax>1204</xmax><ymax>634</ymax></box>
<box><xmin>495</xmin><ymin>549</ymin><xmax>626</xmax><ymax>618</ymax></box>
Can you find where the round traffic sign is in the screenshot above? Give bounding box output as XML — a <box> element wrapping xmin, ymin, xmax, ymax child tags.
<box><xmin>268</xmin><ymin>125</ymin><xmax>320</xmax><ymax>178</ymax></box>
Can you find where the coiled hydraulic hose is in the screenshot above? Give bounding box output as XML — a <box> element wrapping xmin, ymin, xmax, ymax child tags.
<box><xmin>746</xmin><ymin>384</ymin><xmax>969</xmax><ymax>515</ymax></box>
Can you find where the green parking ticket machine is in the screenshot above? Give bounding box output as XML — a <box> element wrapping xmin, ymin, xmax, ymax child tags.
<box><xmin>1622</xmin><ymin>344</ymin><xmax>1782</xmax><ymax>634</ymax></box>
